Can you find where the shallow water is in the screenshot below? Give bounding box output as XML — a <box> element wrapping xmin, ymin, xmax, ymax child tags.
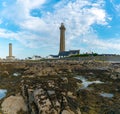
<box><xmin>0</xmin><ymin>89</ymin><xmax>7</xmax><ymax>99</ymax></box>
<box><xmin>108</xmin><ymin>61</ymin><xmax>120</xmax><ymax>63</ymax></box>
<box><xmin>100</xmin><ymin>93</ymin><xmax>114</xmax><ymax>98</ymax></box>
<box><xmin>47</xmin><ymin>90</ymin><xmax>55</xmax><ymax>95</ymax></box>
<box><xmin>13</xmin><ymin>72</ymin><xmax>21</xmax><ymax>76</ymax></box>
<box><xmin>74</xmin><ymin>76</ymin><xmax>104</xmax><ymax>88</ymax></box>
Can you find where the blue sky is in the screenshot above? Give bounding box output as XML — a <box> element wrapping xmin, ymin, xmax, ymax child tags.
<box><xmin>0</xmin><ymin>0</ymin><xmax>120</xmax><ymax>59</ymax></box>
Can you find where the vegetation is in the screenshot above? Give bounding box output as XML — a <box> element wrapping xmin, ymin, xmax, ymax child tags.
<box><xmin>70</xmin><ymin>53</ymin><xmax>98</xmax><ymax>57</ymax></box>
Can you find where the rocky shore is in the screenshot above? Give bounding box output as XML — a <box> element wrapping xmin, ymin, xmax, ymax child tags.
<box><xmin>0</xmin><ymin>60</ymin><xmax>120</xmax><ymax>114</ymax></box>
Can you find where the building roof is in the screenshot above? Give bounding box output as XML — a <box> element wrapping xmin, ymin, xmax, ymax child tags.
<box><xmin>33</xmin><ymin>55</ymin><xmax>41</xmax><ymax>58</ymax></box>
<box><xmin>59</xmin><ymin>50</ymin><xmax>80</xmax><ymax>57</ymax></box>
<box><xmin>59</xmin><ymin>51</ymin><xmax>70</xmax><ymax>56</ymax></box>
<box><xmin>49</xmin><ymin>55</ymin><xmax>59</xmax><ymax>58</ymax></box>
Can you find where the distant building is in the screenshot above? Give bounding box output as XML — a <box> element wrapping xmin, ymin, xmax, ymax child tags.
<box><xmin>59</xmin><ymin>50</ymin><xmax>80</xmax><ymax>58</ymax></box>
<box><xmin>25</xmin><ymin>57</ymin><xmax>32</xmax><ymax>60</ymax></box>
<box><xmin>32</xmin><ymin>55</ymin><xmax>42</xmax><ymax>60</ymax></box>
<box><xmin>6</xmin><ymin>43</ymin><xmax>15</xmax><ymax>60</ymax></box>
<box><xmin>58</xmin><ymin>23</ymin><xmax>80</xmax><ymax>58</ymax></box>
<box><xmin>47</xmin><ymin>55</ymin><xmax>59</xmax><ymax>59</ymax></box>
<box><xmin>26</xmin><ymin>55</ymin><xmax>42</xmax><ymax>60</ymax></box>
<box><xmin>48</xmin><ymin>23</ymin><xmax>80</xmax><ymax>59</ymax></box>
<box><xmin>59</xmin><ymin>23</ymin><xmax>66</xmax><ymax>52</ymax></box>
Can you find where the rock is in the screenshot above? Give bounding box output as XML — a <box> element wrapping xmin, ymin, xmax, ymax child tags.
<box><xmin>68</xmin><ymin>69</ymin><xmax>72</xmax><ymax>73</ymax></box>
<box><xmin>48</xmin><ymin>80</ymin><xmax>55</xmax><ymax>87</ymax></box>
<box><xmin>50</xmin><ymin>71</ymin><xmax>58</xmax><ymax>75</ymax></box>
<box><xmin>61</xmin><ymin>77</ymin><xmax>68</xmax><ymax>84</ymax></box>
<box><xmin>20</xmin><ymin>76</ymin><xmax>82</xmax><ymax>114</ymax></box>
<box><xmin>36</xmin><ymin>72</ymin><xmax>43</xmax><ymax>76</ymax></box>
<box><xmin>76</xmin><ymin>82</ymin><xmax>83</xmax><ymax>87</ymax></box>
<box><xmin>110</xmin><ymin>73</ymin><xmax>120</xmax><ymax>80</ymax></box>
<box><xmin>110</xmin><ymin>74</ymin><xmax>117</xmax><ymax>80</ymax></box>
<box><xmin>77</xmin><ymin>108</ymin><xmax>82</xmax><ymax>114</ymax></box>
<box><xmin>2</xmin><ymin>71</ymin><xmax>9</xmax><ymax>76</ymax></box>
<box><xmin>115</xmin><ymin>68</ymin><xmax>120</xmax><ymax>73</ymax></box>
<box><xmin>1</xmin><ymin>60</ymin><xmax>118</xmax><ymax>114</ymax></box>
<box><xmin>67</xmin><ymin>91</ymin><xmax>76</xmax><ymax>99</ymax></box>
<box><xmin>1</xmin><ymin>95</ymin><xmax>27</xmax><ymax>114</ymax></box>
<box><xmin>62</xmin><ymin>109</ymin><xmax>75</xmax><ymax>114</ymax></box>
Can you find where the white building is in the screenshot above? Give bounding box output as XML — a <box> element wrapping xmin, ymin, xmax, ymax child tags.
<box><xmin>32</xmin><ymin>55</ymin><xmax>42</xmax><ymax>60</ymax></box>
<box><xmin>26</xmin><ymin>55</ymin><xmax>42</xmax><ymax>60</ymax></box>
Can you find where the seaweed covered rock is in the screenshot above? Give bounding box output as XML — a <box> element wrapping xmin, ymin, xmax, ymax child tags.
<box><xmin>1</xmin><ymin>95</ymin><xmax>27</xmax><ymax>114</ymax></box>
<box><xmin>21</xmin><ymin>77</ymin><xmax>81</xmax><ymax>114</ymax></box>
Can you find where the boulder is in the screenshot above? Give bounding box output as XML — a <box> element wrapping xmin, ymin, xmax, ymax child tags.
<box><xmin>2</xmin><ymin>71</ymin><xmax>9</xmax><ymax>76</ymax></box>
<box><xmin>1</xmin><ymin>95</ymin><xmax>27</xmax><ymax>114</ymax></box>
<box><xmin>62</xmin><ymin>109</ymin><xmax>75</xmax><ymax>114</ymax></box>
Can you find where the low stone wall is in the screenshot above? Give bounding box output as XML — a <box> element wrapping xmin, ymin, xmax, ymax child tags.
<box><xmin>62</xmin><ymin>56</ymin><xmax>120</xmax><ymax>62</ymax></box>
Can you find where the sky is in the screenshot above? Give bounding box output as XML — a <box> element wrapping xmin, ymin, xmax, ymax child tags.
<box><xmin>0</xmin><ymin>0</ymin><xmax>120</xmax><ymax>59</ymax></box>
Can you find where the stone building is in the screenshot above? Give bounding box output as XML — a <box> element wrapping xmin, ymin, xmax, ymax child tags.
<box><xmin>59</xmin><ymin>23</ymin><xmax>66</xmax><ymax>52</ymax></box>
<box><xmin>48</xmin><ymin>23</ymin><xmax>80</xmax><ymax>58</ymax></box>
<box><xmin>58</xmin><ymin>23</ymin><xmax>80</xmax><ymax>58</ymax></box>
<box><xmin>6</xmin><ymin>43</ymin><xmax>15</xmax><ymax>60</ymax></box>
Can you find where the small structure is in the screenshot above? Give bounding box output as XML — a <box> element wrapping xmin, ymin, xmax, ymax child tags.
<box><xmin>59</xmin><ymin>50</ymin><xmax>80</xmax><ymax>58</ymax></box>
<box><xmin>47</xmin><ymin>55</ymin><xmax>59</xmax><ymax>59</ymax></box>
<box><xmin>26</xmin><ymin>55</ymin><xmax>42</xmax><ymax>60</ymax></box>
<box><xmin>6</xmin><ymin>43</ymin><xmax>15</xmax><ymax>60</ymax></box>
<box><xmin>32</xmin><ymin>55</ymin><xmax>42</xmax><ymax>60</ymax></box>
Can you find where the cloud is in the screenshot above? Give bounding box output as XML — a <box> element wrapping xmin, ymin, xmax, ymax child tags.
<box><xmin>110</xmin><ymin>0</ymin><xmax>120</xmax><ymax>15</ymax></box>
<box><xmin>2</xmin><ymin>2</ymin><xmax>7</xmax><ymax>7</ymax></box>
<box><xmin>0</xmin><ymin>0</ymin><xmax>120</xmax><ymax>55</ymax></box>
<box><xmin>0</xmin><ymin>19</ymin><xmax>3</xmax><ymax>25</ymax></box>
<box><xmin>0</xmin><ymin>28</ymin><xmax>58</xmax><ymax>49</ymax></box>
<box><xmin>81</xmin><ymin>32</ymin><xmax>120</xmax><ymax>54</ymax></box>
<box><xmin>20</xmin><ymin>0</ymin><xmax>46</xmax><ymax>9</ymax></box>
